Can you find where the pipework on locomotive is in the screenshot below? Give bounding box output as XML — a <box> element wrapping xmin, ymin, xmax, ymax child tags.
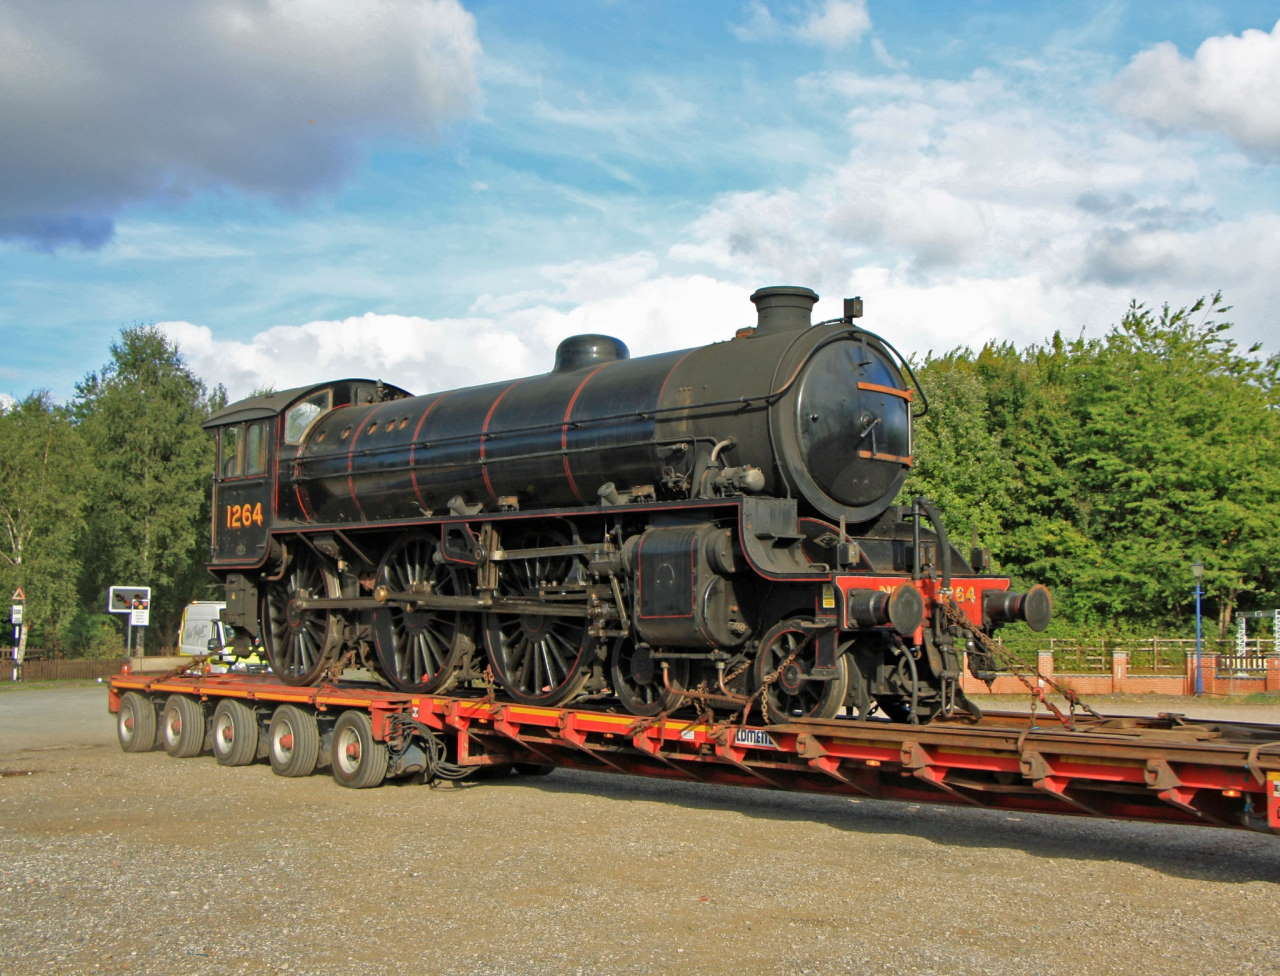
<box><xmin>205</xmin><ymin>285</ymin><xmax>1050</xmax><ymax>723</ymax></box>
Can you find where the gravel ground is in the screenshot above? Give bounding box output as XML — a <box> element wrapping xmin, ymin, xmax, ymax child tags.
<box><xmin>1</xmin><ymin>684</ymin><xmax>1278</xmax><ymax>976</ymax></box>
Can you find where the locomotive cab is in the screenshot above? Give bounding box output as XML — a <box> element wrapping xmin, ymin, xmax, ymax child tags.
<box><xmin>205</xmin><ymin>380</ymin><xmax>412</xmax><ymax>566</ymax></box>
<box><xmin>206</xmin><ymin>394</ymin><xmax>279</xmax><ymax>566</ymax></box>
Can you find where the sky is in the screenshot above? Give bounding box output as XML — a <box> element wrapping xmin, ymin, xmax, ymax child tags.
<box><xmin>2</xmin><ymin>0</ymin><xmax>1279</xmax><ymax>405</ymax></box>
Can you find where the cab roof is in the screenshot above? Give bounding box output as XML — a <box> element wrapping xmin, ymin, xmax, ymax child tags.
<box><xmin>202</xmin><ymin>380</ymin><xmax>412</xmax><ymax>429</ymax></box>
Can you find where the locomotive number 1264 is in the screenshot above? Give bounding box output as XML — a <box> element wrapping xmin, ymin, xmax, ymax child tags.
<box><xmin>225</xmin><ymin>503</ymin><xmax>265</xmax><ymax>529</ymax></box>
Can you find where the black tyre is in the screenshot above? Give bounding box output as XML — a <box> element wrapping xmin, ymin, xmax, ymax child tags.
<box><xmin>267</xmin><ymin>704</ymin><xmax>321</xmax><ymax>777</ymax></box>
<box><xmin>160</xmin><ymin>694</ymin><xmax>206</xmax><ymax>758</ymax></box>
<box><xmin>117</xmin><ymin>692</ymin><xmax>158</xmax><ymax>753</ymax></box>
<box><xmin>211</xmin><ymin>699</ymin><xmax>259</xmax><ymax>766</ymax></box>
<box><xmin>331</xmin><ymin>710</ymin><xmax>389</xmax><ymax>789</ymax></box>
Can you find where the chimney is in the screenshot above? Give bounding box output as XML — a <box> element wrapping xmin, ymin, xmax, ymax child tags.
<box><xmin>749</xmin><ymin>286</ymin><xmax>818</xmax><ymax>334</ymax></box>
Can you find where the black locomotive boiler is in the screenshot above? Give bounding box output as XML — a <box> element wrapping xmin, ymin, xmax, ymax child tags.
<box><xmin>206</xmin><ymin>285</ymin><xmax>1049</xmax><ymax>723</ymax></box>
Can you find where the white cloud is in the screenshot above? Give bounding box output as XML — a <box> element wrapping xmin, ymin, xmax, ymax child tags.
<box><xmin>870</xmin><ymin>36</ymin><xmax>906</xmax><ymax>71</ymax></box>
<box><xmin>163</xmin><ymin>313</ymin><xmax>532</xmax><ymax>401</ymax></box>
<box><xmin>0</xmin><ymin>0</ymin><xmax>481</xmax><ymax>249</ymax></box>
<box><xmin>166</xmin><ymin>34</ymin><xmax>1280</xmax><ymax>403</ymax></box>
<box><xmin>1110</xmin><ymin>20</ymin><xmax>1280</xmax><ymax>159</ymax></box>
<box><xmin>730</xmin><ymin>1</ymin><xmax>781</xmax><ymax>43</ymax></box>
<box><xmin>664</xmin><ymin>61</ymin><xmax>1278</xmax><ymax>353</ymax></box>
<box><xmin>164</xmin><ymin>273</ymin><xmax>752</xmax><ymax>401</ymax></box>
<box><xmin>795</xmin><ymin>0</ymin><xmax>871</xmax><ymax>49</ymax></box>
<box><xmin>675</xmin><ymin>67</ymin><xmax>1211</xmax><ymax>289</ymax></box>
<box><xmin>732</xmin><ymin>1</ymin><xmax>870</xmax><ymax>49</ymax></box>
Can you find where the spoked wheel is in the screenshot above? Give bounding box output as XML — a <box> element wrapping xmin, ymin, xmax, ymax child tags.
<box><xmin>483</xmin><ymin>531</ymin><xmax>594</xmax><ymax>706</ymax></box>
<box><xmin>753</xmin><ymin>618</ymin><xmax>850</xmax><ymax>721</ymax></box>
<box><xmin>609</xmin><ymin>639</ymin><xmax>690</xmax><ymax>716</ymax></box>
<box><xmin>261</xmin><ymin>548</ymin><xmax>342</xmax><ymax>686</ymax></box>
<box><xmin>372</xmin><ymin>534</ymin><xmax>475</xmax><ymax>693</ymax></box>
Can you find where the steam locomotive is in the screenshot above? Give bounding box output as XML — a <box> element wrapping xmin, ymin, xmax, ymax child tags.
<box><xmin>206</xmin><ymin>285</ymin><xmax>1050</xmax><ymax>723</ymax></box>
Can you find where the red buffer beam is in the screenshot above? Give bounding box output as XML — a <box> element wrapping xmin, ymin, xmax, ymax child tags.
<box><xmin>108</xmin><ymin>671</ymin><xmax>1280</xmax><ymax>835</ymax></box>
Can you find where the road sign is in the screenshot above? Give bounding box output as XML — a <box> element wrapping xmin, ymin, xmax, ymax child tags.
<box><xmin>108</xmin><ymin>586</ymin><xmax>151</xmax><ymax>615</ymax></box>
<box><xmin>11</xmin><ymin>587</ymin><xmax>24</xmax><ymax>602</ymax></box>
<box><xmin>10</xmin><ymin>605</ymin><xmax>22</xmax><ymax>624</ymax></box>
<box><xmin>130</xmin><ymin>608</ymin><xmax>150</xmax><ymax>627</ymax></box>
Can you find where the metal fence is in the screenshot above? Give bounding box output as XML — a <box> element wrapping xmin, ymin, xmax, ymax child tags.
<box><xmin>1216</xmin><ymin>654</ymin><xmax>1270</xmax><ymax>676</ymax></box>
<box><xmin>996</xmin><ymin>637</ymin><xmax>1274</xmax><ymax>675</ymax></box>
<box><xmin>14</xmin><ymin>657</ymin><xmax>127</xmax><ymax>681</ymax></box>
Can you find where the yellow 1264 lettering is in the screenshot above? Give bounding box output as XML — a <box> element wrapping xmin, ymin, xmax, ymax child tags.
<box><xmin>225</xmin><ymin>503</ymin><xmax>264</xmax><ymax>529</ymax></box>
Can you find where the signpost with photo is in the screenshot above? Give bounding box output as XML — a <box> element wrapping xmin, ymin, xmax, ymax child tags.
<box><xmin>108</xmin><ymin>585</ymin><xmax>151</xmax><ymax>655</ymax></box>
<box><xmin>10</xmin><ymin>587</ymin><xmax>24</xmax><ymax>681</ymax></box>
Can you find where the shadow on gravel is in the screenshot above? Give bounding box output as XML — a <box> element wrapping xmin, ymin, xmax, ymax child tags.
<box><xmin>481</xmin><ymin>767</ymin><xmax>1280</xmax><ymax>884</ymax></box>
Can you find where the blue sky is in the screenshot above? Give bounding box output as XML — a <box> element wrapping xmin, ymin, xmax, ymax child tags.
<box><xmin>2</xmin><ymin>0</ymin><xmax>1278</xmax><ymax>404</ymax></box>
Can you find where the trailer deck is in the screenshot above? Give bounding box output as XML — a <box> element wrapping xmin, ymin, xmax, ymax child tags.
<box><xmin>108</xmin><ymin>668</ymin><xmax>1280</xmax><ymax>835</ymax></box>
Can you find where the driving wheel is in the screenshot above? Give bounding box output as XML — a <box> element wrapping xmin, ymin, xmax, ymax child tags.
<box><xmin>372</xmin><ymin>533</ymin><xmax>475</xmax><ymax>693</ymax></box>
<box><xmin>260</xmin><ymin>548</ymin><xmax>342</xmax><ymax>685</ymax></box>
<box><xmin>483</xmin><ymin>531</ymin><xmax>594</xmax><ymax>706</ymax></box>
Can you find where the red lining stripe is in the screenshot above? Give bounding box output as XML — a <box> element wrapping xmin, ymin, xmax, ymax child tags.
<box><xmin>560</xmin><ymin>362</ymin><xmax>615</xmax><ymax>503</ymax></box>
<box><xmin>346</xmin><ymin>404</ymin><xmax>393</xmax><ymax>522</ymax></box>
<box><xmin>656</xmin><ymin>348</ymin><xmax>697</xmax><ymax>406</ymax></box>
<box><xmin>409</xmin><ymin>393</ymin><xmax>451</xmax><ymax>512</ymax></box>
<box><xmin>480</xmin><ymin>381</ymin><xmax>523</xmax><ymax>504</ymax></box>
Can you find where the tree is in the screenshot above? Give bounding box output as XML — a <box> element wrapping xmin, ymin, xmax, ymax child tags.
<box><xmin>905</xmin><ymin>295</ymin><xmax>1280</xmax><ymax>635</ymax></box>
<box><xmin>0</xmin><ymin>393</ymin><xmax>93</xmax><ymax>653</ymax></box>
<box><xmin>73</xmin><ymin>327</ymin><xmax>220</xmax><ymax>650</ymax></box>
<box><xmin>1064</xmin><ymin>296</ymin><xmax>1280</xmax><ymax>632</ymax></box>
<box><xmin>904</xmin><ymin>353</ymin><xmax>1016</xmax><ymax>554</ymax></box>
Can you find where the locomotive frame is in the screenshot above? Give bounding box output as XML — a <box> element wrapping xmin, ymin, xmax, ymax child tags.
<box><xmin>204</xmin><ymin>286</ymin><xmax>1049</xmax><ymax>723</ymax></box>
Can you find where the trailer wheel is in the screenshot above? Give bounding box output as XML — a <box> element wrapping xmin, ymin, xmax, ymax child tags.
<box><xmin>267</xmin><ymin>704</ymin><xmax>320</xmax><ymax>777</ymax></box>
<box><xmin>212</xmin><ymin>699</ymin><xmax>259</xmax><ymax>767</ymax></box>
<box><xmin>331</xmin><ymin>710</ymin><xmax>389</xmax><ymax>789</ymax></box>
<box><xmin>161</xmin><ymin>695</ymin><xmax>206</xmax><ymax>758</ymax></box>
<box><xmin>117</xmin><ymin>692</ymin><xmax>158</xmax><ymax>753</ymax></box>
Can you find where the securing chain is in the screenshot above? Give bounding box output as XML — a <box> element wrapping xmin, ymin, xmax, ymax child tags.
<box><xmin>938</xmin><ymin>597</ymin><xmax>1100</xmax><ymax>729</ymax></box>
<box><xmin>757</xmin><ymin>649</ymin><xmax>799</xmax><ymax>726</ymax></box>
<box><xmin>322</xmin><ymin>645</ymin><xmax>358</xmax><ymax>685</ymax></box>
<box><xmin>480</xmin><ymin>664</ymin><xmax>498</xmax><ymax>704</ymax></box>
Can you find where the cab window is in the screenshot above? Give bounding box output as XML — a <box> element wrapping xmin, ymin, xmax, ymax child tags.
<box><xmin>220</xmin><ymin>425</ymin><xmax>241</xmax><ymax>478</ymax></box>
<box><xmin>244</xmin><ymin>421</ymin><xmax>269</xmax><ymax>475</ymax></box>
<box><xmin>284</xmin><ymin>390</ymin><xmax>332</xmax><ymax>445</ymax></box>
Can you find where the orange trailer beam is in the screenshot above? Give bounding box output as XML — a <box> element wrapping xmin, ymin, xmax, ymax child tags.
<box><xmin>109</xmin><ymin>669</ymin><xmax>1280</xmax><ymax>835</ymax></box>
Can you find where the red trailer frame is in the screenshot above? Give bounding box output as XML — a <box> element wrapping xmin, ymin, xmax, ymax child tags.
<box><xmin>108</xmin><ymin>668</ymin><xmax>1280</xmax><ymax>835</ymax></box>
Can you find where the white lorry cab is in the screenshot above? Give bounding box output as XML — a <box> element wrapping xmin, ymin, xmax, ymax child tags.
<box><xmin>177</xmin><ymin>601</ymin><xmax>264</xmax><ymax>671</ymax></box>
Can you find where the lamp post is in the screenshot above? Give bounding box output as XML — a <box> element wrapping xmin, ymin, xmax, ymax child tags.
<box><xmin>1192</xmin><ymin>560</ymin><xmax>1204</xmax><ymax>696</ymax></box>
